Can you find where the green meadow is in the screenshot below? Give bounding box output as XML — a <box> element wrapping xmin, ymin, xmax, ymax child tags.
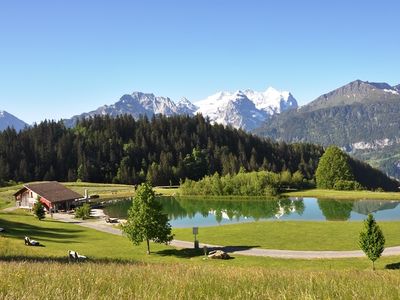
<box><xmin>2</xmin><ymin>184</ymin><xmax>400</xmax><ymax>299</ymax></box>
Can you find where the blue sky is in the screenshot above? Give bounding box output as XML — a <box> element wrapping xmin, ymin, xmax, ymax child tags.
<box><xmin>1</xmin><ymin>0</ymin><xmax>399</xmax><ymax>123</ymax></box>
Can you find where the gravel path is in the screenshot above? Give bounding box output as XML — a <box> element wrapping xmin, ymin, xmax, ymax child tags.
<box><xmin>1</xmin><ymin>206</ymin><xmax>19</xmax><ymax>212</ymax></box>
<box><xmin>50</xmin><ymin>212</ymin><xmax>400</xmax><ymax>259</ymax></box>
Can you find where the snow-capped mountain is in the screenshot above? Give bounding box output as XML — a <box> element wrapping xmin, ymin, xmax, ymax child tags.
<box><xmin>65</xmin><ymin>92</ymin><xmax>197</xmax><ymax>127</ymax></box>
<box><xmin>65</xmin><ymin>87</ymin><xmax>297</xmax><ymax>131</ymax></box>
<box><xmin>177</xmin><ymin>97</ymin><xmax>199</xmax><ymax>115</ymax></box>
<box><xmin>0</xmin><ymin>110</ymin><xmax>27</xmax><ymax>131</ymax></box>
<box><xmin>195</xmin><ymin>87</ymin><xmax>298</xmax><ymax>130</ymax></box>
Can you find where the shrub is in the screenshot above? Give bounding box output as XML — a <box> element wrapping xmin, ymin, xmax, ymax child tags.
<box><xmin>32</xmin><ymin>201</ymin><xmax>46</xmax><ymax>220</ymax></box>
<box><xmin>75</xmin><ymin>203</ymin><xmax>91</xmax><ymax>220</ymax></box>
<box><xmin>333</xmin><ymin>180</ymin><xmax>364</xmax><ymax>191</ymax></box>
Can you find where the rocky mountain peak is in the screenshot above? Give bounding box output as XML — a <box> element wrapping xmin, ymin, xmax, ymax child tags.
<box><xmin>0</xmin><ymin>110</ymin><xmax>28</xmax><ymax>131</ymax></box>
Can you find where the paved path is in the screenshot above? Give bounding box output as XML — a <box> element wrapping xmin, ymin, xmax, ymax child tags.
<box><xmin>50</xmin><ymin>213</ymin><xmax>400</xmax><ymax>259</ymax></box>
<box><xmin>1</xmin><ymin>206</ymin><xmax>19</xmax><ymax>212</ymax></box>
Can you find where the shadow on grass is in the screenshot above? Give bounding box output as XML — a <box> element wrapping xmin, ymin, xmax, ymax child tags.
<box><xmin>0</xmin><ymin>255</ymin><xmax>138</xmax><ymax>265</ymax></box>
<box><xmin>157</xmin><ymin>245</ymin><xmax>259</xmax><ymax>259</ymax></box>
<box><xmin>156</xmin><ymin>248</ymin><xmax>205</xmax><ymax>259</ymax></box>
<box><xmin>0</xmin><ymin>218</ymin><xmax>83</xmax><ymax>243</ymax></box>
<box><xmin>385</xmin><ymin>262</ymin><xmax>400</xmax><ymax>270</ymax></box>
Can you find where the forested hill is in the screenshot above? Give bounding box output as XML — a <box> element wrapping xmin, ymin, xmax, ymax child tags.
<box><xmin>0</xmin><ymin>114</ymin><xmax>397</xmax><ymax>190</ymax></box>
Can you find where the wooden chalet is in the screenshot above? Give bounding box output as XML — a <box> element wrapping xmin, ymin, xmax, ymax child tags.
<box><xmin>14</xmin><ymin>182</ymin><xmax>83</xmax><ymax>211</ymax></box>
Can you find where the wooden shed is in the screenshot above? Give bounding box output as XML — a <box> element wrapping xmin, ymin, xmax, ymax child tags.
<box><xmin>14</xmin><ymin>182</ymin><xmax>83</xmax><ymax>211</ymax></box>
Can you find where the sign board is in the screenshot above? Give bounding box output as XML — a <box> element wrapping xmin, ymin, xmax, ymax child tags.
<box><xmin>192</xmin><ymin>227</ymin><xmax>198</xmax><ymax>235</ymax></box>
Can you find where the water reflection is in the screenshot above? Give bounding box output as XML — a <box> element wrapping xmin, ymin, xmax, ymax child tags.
<box><xmin>104</xmin><ymin>197</ymin><xmax>304</xmax><ymax>221</ymax></box>
<box><xmin>317</xmin><ymin>199</ymin><xmax>354</xmax><ymax>221</ymax></box>
<box><xmin>103</xmin><ymin>197</ymin><xmax>400</xmax><ymax>227</ymax></box>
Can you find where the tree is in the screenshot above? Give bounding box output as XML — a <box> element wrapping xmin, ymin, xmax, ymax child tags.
<box><xmin>315</xmin><ymin>146</ymin><xmax>354</xmax><ymax>189</ymax></box>
<box><xmin>75</xmin><ymin>203</ymin><xmax>91</xmax><ymax>220</ymax></box>
<box><xmin>359</xmin><ymin>214</ymin><xmax>385</xmax><ymax>270</ymax></box>
<box><xmin>32</xmin><ymin>199</ymin><xmax>45</xmax><ymax>220</ymax></box>
<box><xmin>122</xmin><ymin>183</ymin><xmax>173</xmax><ymax>254</ymax></box>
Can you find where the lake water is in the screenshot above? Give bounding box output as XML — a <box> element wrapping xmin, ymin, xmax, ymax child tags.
<box><xmin>103</xmin><ymin>197</ymin><xmax>400</xmax><ymax>228</ymax></box>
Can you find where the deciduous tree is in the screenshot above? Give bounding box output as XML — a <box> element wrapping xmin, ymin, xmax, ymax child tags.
<box><xmin>122</xmin><ymin>183</ymin><xmax>173</xmax><ymax>254</ymax></box>
<box><xmin>315</xmin><ymin>146</ymin><xmax>354</xmax><ymax>189</ymax></box>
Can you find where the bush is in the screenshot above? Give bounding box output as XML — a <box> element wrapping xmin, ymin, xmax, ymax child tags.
<box><xmin>180</xmin><ymin>170</ymin><xmax>306</xmax><ymax>196</ymax></box>
<box><xmin>32</xmin><ymin>201</ymin><xmax>46</xmax><ymax>220</ymax></box>
<box><xmin>75</xmin><ymin>203</ymin><xmax>91</xmax><ymax>220</ymax></box>
<box><xmin>333</xmin><ymin>180</ymin><xmax>364</xmax><ymax>191</ymax></box>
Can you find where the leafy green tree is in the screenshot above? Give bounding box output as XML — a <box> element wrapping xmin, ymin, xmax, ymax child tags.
<box><xmin>359</xmin><ymin>214</ymin><xmax>385</xmax><ymax>270</ymax></box>
<box><xmin>32</xmin><ymin>199</ymin><xmax>46</xmax><ymax>220</ymax></box>
<box><xmin>122</xmin><ymin>183</ymin><xmax>173</xmax><ymax>254</ymax></box>
<box><xmin>315</xmin><ymin>146</ymin><xmax>354</xmax><ymax>189</ymax></box>
<box><xmin>75</xmin><ymin>203</ymin><xmax>91</xmax><ymax>220</ymax></box>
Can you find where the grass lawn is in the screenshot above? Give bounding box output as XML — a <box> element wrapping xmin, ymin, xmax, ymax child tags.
<box><xmin>1</xmin><ymin>262</ymin><xmax>400</xmax><ymax>299</ymax></box>
<box><xmin>0</xmin><ymin>184</ymin><xmax>23</xmax><ymax>209</ymax></box>
<box><xmin>64</xmin><ymin>182</ymin><xmax>135</xmax><ymax>200</ymax></box>
<box><xmin>1</xmin><ymin>210</ymin><xmax>400</xmax><ymax>299</ymax></box>
<box><xmin>284</xmin><ymin>189</ymin><xmax>400</xmax><ymax>200</ymax></box>
<box><xmin>173</xmin><ymin>220</ymin><xmax>400</xmax><ymax>251</ymax></box>
<box><xmin>0</xmin><ymin>210</ymin><xmax>399</xmax><ymax>271</ymax></box>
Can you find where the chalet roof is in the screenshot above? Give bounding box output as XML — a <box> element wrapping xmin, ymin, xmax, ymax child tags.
<box><xmin>14</xmin><ymin>182</ymin><xmax>83</xmax><ymax>203</ymax></box>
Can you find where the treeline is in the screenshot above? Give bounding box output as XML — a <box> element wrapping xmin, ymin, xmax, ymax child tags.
<box><xmin>180</xmin><ymin>170</ymin><xmax>312</xmax><ymax>196</ymax></box>
<box><xmin>0</xmin><ymin>114</ymin><xmax>324</xmax><ymax>186</ymax></box>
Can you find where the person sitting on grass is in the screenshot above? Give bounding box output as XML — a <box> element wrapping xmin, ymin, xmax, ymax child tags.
<box><xmin>68</xmin><ymin>250</ymin><xmax>87</xmax><ymax>261</ymax></box>
<box><xmin>24</xmin><ymin>236</ymin><xmax>40</xmax><ymax>246</ymax></box>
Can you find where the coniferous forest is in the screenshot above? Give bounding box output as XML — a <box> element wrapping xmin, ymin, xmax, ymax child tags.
<box><xmin>0</xmin><ymin>114</ymin><xmax>397</xmax><ymax>190</ymax></box>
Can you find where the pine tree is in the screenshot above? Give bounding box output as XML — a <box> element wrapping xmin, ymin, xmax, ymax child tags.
<box><xmin>32</xmin><ymin>199</ymin><xmax>46</xmax><ymax>220</ymax></box>
<box><xmin>122</xmin><ymin>183</ymin><xmax>173</xmax><ymax>254</ymax></box>
<box><xmin>359</xmin><ymin>214</ymin><xmax>385</xmax><ymax>270</ymax></box>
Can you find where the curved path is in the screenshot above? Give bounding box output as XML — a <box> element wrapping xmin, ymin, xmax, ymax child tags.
<box><xmin>48</xmin><ymin>212</ymin><xmax>400</xmax><ymax>259</ymax></box>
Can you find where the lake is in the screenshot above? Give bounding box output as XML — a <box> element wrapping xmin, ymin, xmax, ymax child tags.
<box><xmin>103</xmin><ymin>197</ymin><xmax>400</xmax><ymax>228</ymax></box>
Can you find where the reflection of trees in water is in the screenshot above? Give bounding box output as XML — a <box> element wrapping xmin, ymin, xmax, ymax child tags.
<box><xmin>166</xmin><ymin>197</ymin><xmax>305</xmax><ymax>223</ymax></box>
<box><xmin>317</xmin><ymin>199</ymin><xmax>354</xmax><ymax>221</ymax></box>
<box><xmin>104</xmin><ymin>197</ymin><xmax>400</xmax><ymax>222</ymax></box>
<box><xmin>317</xmin><ymin>199</ymin><xmax>400</xmax><ymax>221</ymax></box>
<box><xmin>103</xmin><ymin>198</ymin><xmax>132</xmax><ymax>218</ymax></box>
<box><xmin>104</xmin><ymin>196</ymin><xmax>306</xmax><ymax>222</ymax></box>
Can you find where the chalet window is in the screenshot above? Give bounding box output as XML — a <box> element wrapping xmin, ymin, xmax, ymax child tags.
<box><xmin>30</xmin><ymin>192</ymin><xmax>33</xmax><ymax>198</ymax></box>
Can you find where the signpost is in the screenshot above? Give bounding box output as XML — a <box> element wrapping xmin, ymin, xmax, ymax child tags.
<box><xmin>193</xmin><ymin>227</ymin><xmax>199</xmax><ymax>249</ymax></box>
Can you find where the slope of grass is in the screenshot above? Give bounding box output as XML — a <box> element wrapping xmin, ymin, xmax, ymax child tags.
<box><xmin>2</xmin><ymin>210</ymin><xmax>400</xmax><ymax>270</ymax></box>
<box><xmin>284</xmin><ymin>189</ymin><xmax>400</xmax><ymax>200</ymax></box>
<box><xmin>1</xmin><ymin>262</ymin><xmax>400</xmax><ymax>299</ymax></box>
<box><xmin>173</xmin><ymin>220</ymin><xmax>400</xmax><ymax>251</ymax></box>
<box><xmin>0</xmin><ymin>184</ymin><xmax>23</xmax><ymax>209</ymax></box>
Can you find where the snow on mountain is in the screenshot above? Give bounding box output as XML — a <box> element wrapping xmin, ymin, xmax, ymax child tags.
<box><xmin>65</xmin><ymin>92</ymin><xmax>197</xmax><ymax>127</ymax></box>
<box><xmin>0</xmin><ymin>110</ymin><xmax>28</xmax><ymax>131</ymax></box>
<box><xmin>65</xmin><ymin>87</ymin><xmax>297</xmax><ymax>131</ymax></box>
<box><xmin>177</xmin><ymin>97</ymin><xmax>198</xmax><ymax>115</ymax></box>
<box><xmin>195</xmin><ymin>87</ymin><xmax>298</xmax><ymax>130</ymax></box>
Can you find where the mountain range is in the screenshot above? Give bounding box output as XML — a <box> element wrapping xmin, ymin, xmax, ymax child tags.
<box><xmin>256</xmin><ymin>80</ymin><xmax>400</xmax><ymax>178</ymax></box>
<box><xmin>65</xmin><ymin>87</ymin><xmax>297</xmax><ymax>130</ymax></box>
<box><xmin>2</xmin><ymin>79</ymin><xmax>400</xmax><ymax>178</ymax></box>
